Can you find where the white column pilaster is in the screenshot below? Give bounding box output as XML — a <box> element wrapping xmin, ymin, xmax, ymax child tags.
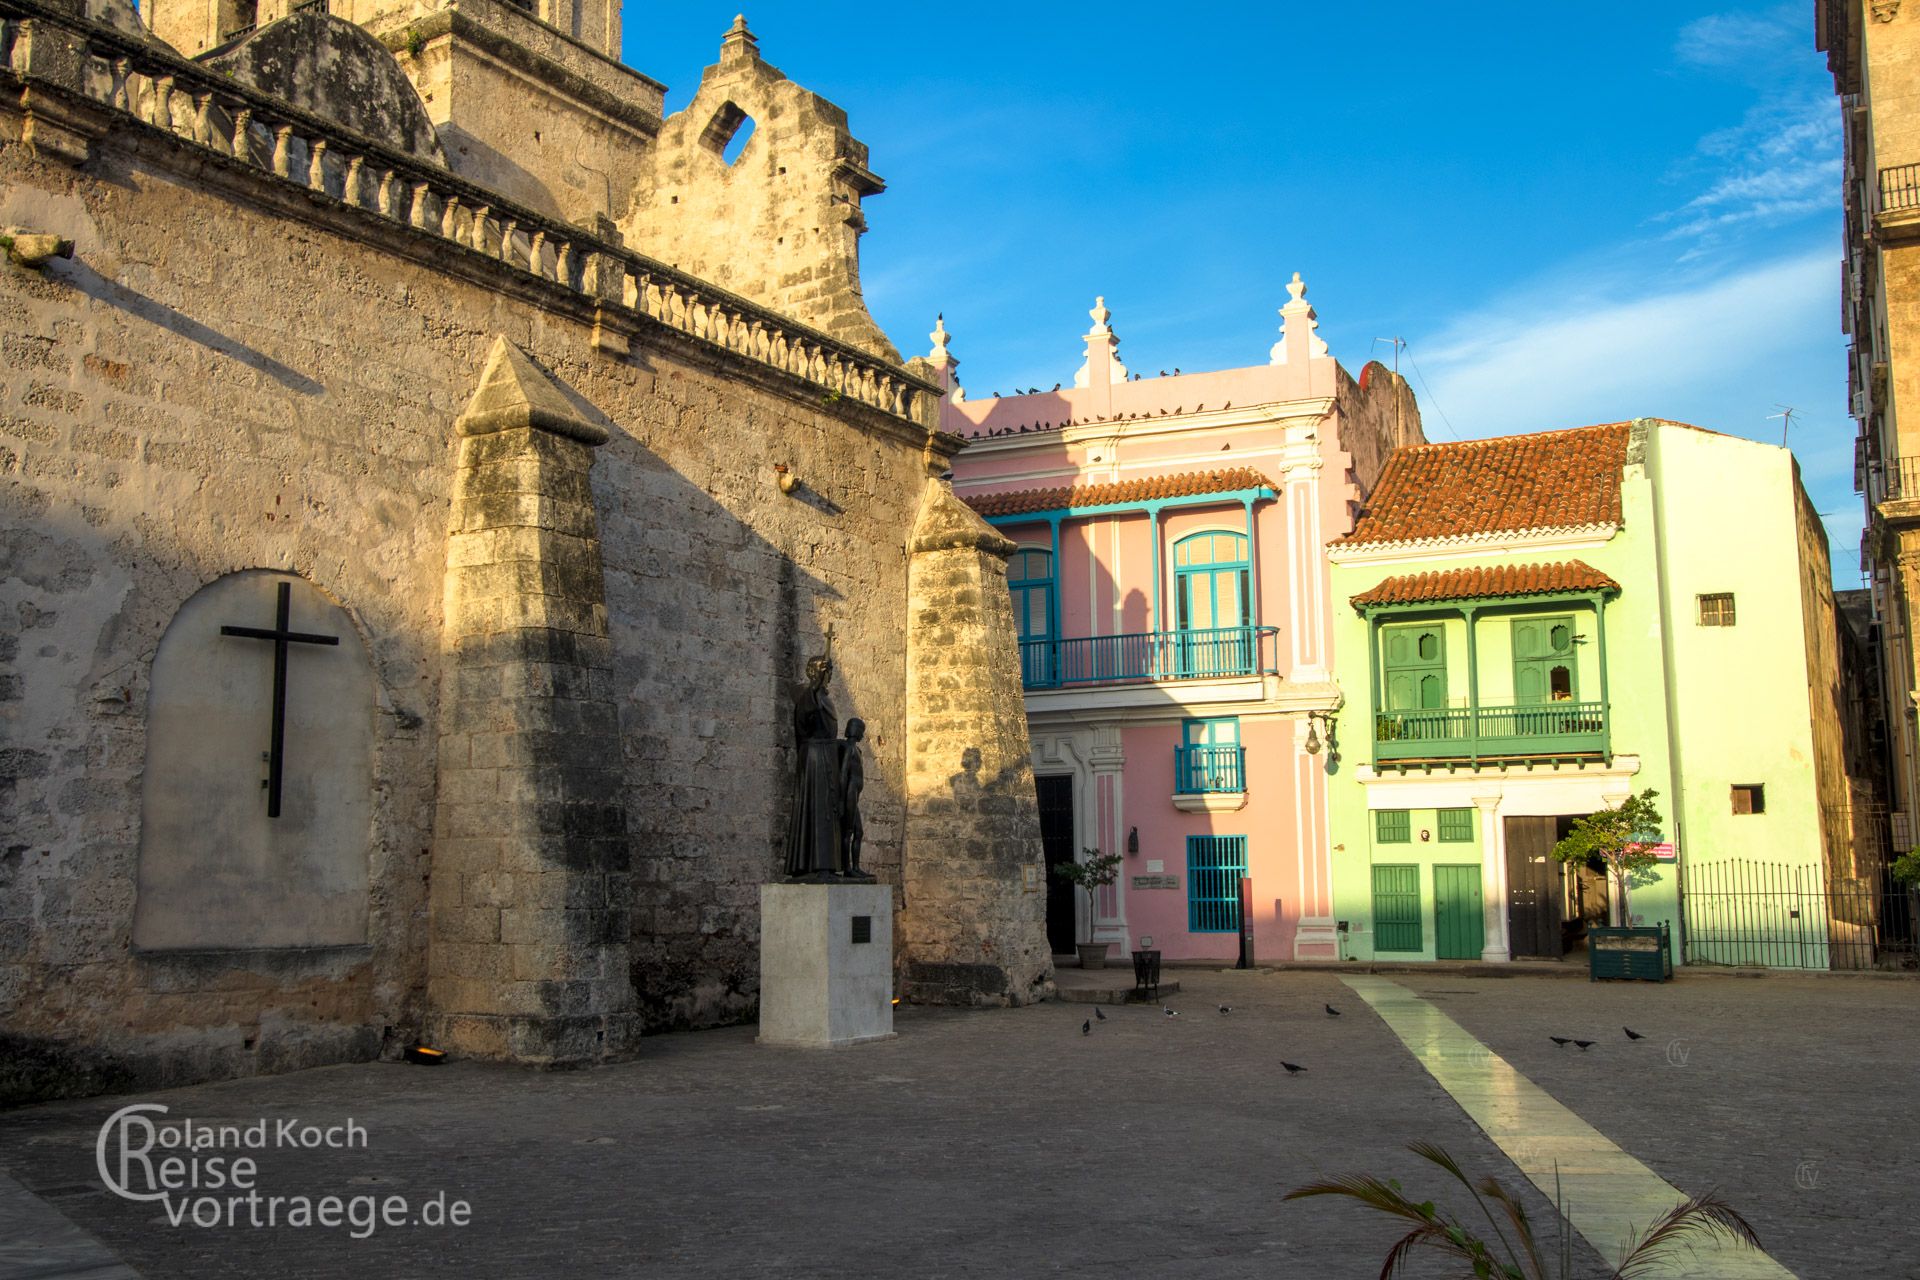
<box><xmin>1475</xmin><ymin>794</ymin><xmax>1510</xmax><ymax>962</ymax></box>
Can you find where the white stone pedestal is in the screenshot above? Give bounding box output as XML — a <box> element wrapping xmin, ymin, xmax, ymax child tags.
<box><xmin>758</xmin><ymin>882</ymin><xmax>895</xmax><ymax>1049</ymax></box>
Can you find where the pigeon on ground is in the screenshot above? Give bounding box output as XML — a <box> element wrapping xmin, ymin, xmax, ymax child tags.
<box><xmin>1163</xmin><ymin>1007</ymin><xmax>1180</xmax><ymax>1017</ymax></box>
<box><xmin>1550</xmin><ymin>1036</ymin><xmax>1572</xmax><ymax>1047</ymax></box>
<box><xmin>1082</xmin><ymin>1020</ymin><xmax>1091</xmax><ymax>1036</ymax></box>
<box><xmin>1624</xmin><ymin>1027</ymin><xmax>1645</xmax><ymax>1040</ymax></box>
<box><xmin>1094</xmin><ymin>1007</ymin><xmax>1106</xmax><ymax>1021</ymax></box>
<box><xmin>1218</xmin><ymin>1005</ymin><xmax>1232</xmax><ymax>1015</ymax></box>
<box><xmin>1573</xmin><ymin>1040</ymin><xmax>1595</xmax><ymax>1051</ymax></box>
<box><xmin>1325</xmin><ymin>1004</ymin><xmax>1341</xmax><ymax>1017</ymax></box>
<box><xmin>1280</xmin><ymin>1061</ymin><xmax>1307</xmax><ymax>1075</ymax></box>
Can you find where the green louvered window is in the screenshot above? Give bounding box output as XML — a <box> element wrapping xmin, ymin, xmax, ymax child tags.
<box><xmin>1437</xmin><ymin>808</ymin><xmax>1475</xmax><ymax>843</ymax></box>
<box><xmin>1375</xmin><ymin>809</ymin><xmax>1411</xmax><ymax>843</ymax></box>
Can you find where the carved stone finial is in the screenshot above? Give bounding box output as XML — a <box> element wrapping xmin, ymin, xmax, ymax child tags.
<box><xmin>722</xmin><ymin>13</ymin><xmax>759</xmax><ymax>57</ymax></box>
<box><xmin>1089</xmin><ymin>295</ymin><xmax>1111</xmax><ymax>330</ymax></box>
<box><xmin>930</xmin><ymin>313</ymin><xmax>951</xmax><ymax>356</ymax></box>
<box><xmin>1286</xmin><ymin>271</ymin><xmax>1307</xmax><ymax>305</ymax></box>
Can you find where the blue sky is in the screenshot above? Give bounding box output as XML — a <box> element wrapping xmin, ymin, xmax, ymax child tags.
<box><xmin>627</xmin><ymin>4</ymin><xmax>1855</xmax><ymax>582</ymax></box>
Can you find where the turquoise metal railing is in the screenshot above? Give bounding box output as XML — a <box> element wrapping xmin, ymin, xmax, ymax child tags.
<box><xmin>1020</xmin><ymin>625</ymin><xmax>1279</xmax><ymax>689</ymax></box>
<box><xmin>1374</xmin><ymin>699</ymin><xmax>1608</xmax><ymax>762</ymax></box>
<box><xmin>1174</xmin><ymin>744</ymin><xmax>1246</xmax><ymax>794</ymax></box>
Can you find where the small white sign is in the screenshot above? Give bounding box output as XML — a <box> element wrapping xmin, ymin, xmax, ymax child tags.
<box><xmin>1146</xmin><ymin>859</ymin><xmax>1164</xmax><ymax>873</ymax></box>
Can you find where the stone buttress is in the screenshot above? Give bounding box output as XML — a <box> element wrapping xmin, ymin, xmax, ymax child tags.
<box><xmin>428</xmin><ymin>338</ymin><xmax>637</xmax><ymax>1064</ymax></box>
<box><xmin>900</xmin><ymin>477</ymin><xmax>1054</xmax><ymax>1005</ymax></box>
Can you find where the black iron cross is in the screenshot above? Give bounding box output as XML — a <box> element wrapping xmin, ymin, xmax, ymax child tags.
<box><xmin>220</xmin><ymin>580</ymin><xmax>339</xmax><ymax>818</ymax></box>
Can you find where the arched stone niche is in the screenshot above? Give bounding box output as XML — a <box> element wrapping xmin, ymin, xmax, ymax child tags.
<box><xmin>132</xmin><ymin>570</ymin><xmax>374</xmax><ymax>951</ymax></box>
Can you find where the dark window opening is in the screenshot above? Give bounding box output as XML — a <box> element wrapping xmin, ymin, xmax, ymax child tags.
<box><xmin>1731</xmin><ymin>784</ymin><xmax>1765</xmax><ymax>815</ymax></box>
<box><xmin>1698</xmin><ymin>593</ymin><xmax>1736</xmax><ymax>626</ymax></box>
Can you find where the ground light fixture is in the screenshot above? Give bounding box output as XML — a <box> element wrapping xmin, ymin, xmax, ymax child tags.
<box><xmin>404</xmin><ymin>1045</ymin><xmax>447</xmax><ymax>1066</ymax></box>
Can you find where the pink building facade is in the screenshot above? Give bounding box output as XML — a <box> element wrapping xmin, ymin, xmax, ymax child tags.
<box><xmin>942</xmin><ymin>279</ymin><xmax>1423</xmax><ymax>963</ymax></box>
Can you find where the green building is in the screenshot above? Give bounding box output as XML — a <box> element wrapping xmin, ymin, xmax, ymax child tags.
<box><xmin>1325</xmin><ymin>419</ymin><xmax>1870</xmax><ymax>968</ymax></box>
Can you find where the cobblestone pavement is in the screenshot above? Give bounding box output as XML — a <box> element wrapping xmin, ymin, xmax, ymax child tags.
<box><xmin>0</xmin><ymin>970</ymin><xmax>1913</xmax><ymax>1279</ymax></box>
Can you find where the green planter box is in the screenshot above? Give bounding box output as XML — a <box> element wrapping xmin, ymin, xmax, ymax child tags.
<box><xmin>1588</xmin><ymin>923</ymin><xmax>1672</xmax><ymax>982</ymax></box>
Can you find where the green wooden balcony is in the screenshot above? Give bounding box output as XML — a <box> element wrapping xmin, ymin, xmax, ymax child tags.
<box><xmin>1373</xmin><ymin>699</ymin><xmax>1608</xmax><ymax>765</ymax></box>
<box><xmin>1019</xmin><ymin>625</ymin><xmax>1279</xmax><ymax>690</ymax></box>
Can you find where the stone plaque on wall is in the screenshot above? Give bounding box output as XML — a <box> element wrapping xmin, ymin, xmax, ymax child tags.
<box><xmin>1131</xmin><ymin>874</ymin><xmax>1179</xmax><ymax>890</ymax></box>
<box><xmin>132</xmin><ymin>571</ymin><xmax>374</xmax><ymax>950</ymax></box>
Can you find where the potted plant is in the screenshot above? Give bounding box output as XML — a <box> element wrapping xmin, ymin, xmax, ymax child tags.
<box><xmin>1553</xmin><ymin>789</ymin><xmax>1672</xmax><ymax>981</ymax></box>
<box><xmin>1052</xmin><ymin>847</ymin><xmax>1124</xmax><ymax>968</ymax></box>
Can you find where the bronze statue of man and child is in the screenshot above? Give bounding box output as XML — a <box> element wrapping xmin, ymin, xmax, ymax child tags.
<box><xmin>783</xmin><ymin>627</ymin><xmax>874</xmax><ymax>883</ymax></box>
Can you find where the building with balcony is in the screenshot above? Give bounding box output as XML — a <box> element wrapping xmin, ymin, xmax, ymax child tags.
<box><xmin>1326</xmin><ymin>419</ymin><xmax>1870</xmax><ymax>967</ymax></box>
<box><xmin>940</xmin><ymin>278</ymin><xmax>1423</xmax><ymax>962</ymax></box>
<box><xmin>1819</xmin><ymin>0</ymin><xmax>1913</xmax><ymax>854</ymax></box>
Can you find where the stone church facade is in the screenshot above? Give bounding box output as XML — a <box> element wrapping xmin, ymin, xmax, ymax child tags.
<box><xmin>0</xmin><ymin>0</ymin><xmax>1049</xmax><ymax>1101</ymax></box>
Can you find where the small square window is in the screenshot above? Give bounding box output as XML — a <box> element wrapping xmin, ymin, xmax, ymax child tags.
<box><xmin>1437</xmin><ymin>808</ymin><xmax>1475</xmax><ymax>842</ymax></box>
<box><xmin>1731</xmin><ymin>784</ymin><xmax>1765</xmax><ymax>815</ymax></box>
<box><xmin>1375</xmin><ymin>809</ymin><xmax>1411</xmax><ymax>843</ymax></box>
<box><xmin>1698</xmin><ymin>593</ymin><xmax>1736</xmax><ymax>626</ymax></box>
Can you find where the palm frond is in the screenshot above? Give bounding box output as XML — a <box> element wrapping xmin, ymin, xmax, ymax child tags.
<box><xmin>1411</xmin><ymin>1141</ymin><xmax>1530</xmax><ymax>1274</ymax></box>
<box><xmin>1478</xmin><ymin>1174</ymin><xmax>1548</xmax><ymax>1280</ymax></box>
<box><xmin>1612</xmin><ymin>1192</ymin><xmax>1761</xmax><ymax>1279</ymax></box>
<box><xmin>1284</xmin><ymin>1175</ymin><xmax>1433</xmax><ymax>1227</ymax></box>
<box><xmin>1380</xmin><ymin>1223</ymin><xmax>1471</xmax><ymax>1280</ymax></box>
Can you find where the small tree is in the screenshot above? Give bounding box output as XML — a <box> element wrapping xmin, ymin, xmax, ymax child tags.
<box><xmin>1553</xmin><ymin>789</ymin><xmax>1665</xmax><ymax>927</ymax></box>
<box><xmin>1051</xmin><ymin>847</ymin><xmax>1123</xmax><ymax>946</ymax></box>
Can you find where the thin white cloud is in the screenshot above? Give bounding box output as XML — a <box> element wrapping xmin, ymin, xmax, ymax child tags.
<box><xmin>1659</xmin><ymin>95</ymin><xmax>1839</xmax><ymax>242</ymax></box>
<box><xmin>1675</xmin><ymin>5</ymin><xmax>1800</xmax><ymax>70</ymax></box>
<box><xmin>1411</xmin><ymin>249</ymin><xmax>1833</xmax><ymax>439</ymax></box>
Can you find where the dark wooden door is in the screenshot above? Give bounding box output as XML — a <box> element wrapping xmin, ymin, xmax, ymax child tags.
<box><xmin>1035</xmin><ymin>775</ymin><xmax>1077</xmax><ymax>954</ymax></box>
<box><xmin>1504</xmin><ymin>816</ymin><xmax>1564</xmax><ymax>958</ymax></box>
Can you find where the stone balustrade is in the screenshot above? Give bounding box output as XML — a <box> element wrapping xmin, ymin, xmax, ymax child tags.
<box><xmin>0</xmin><ymin>0</ymin><xmax>937</xmax><ymax>424</ymax></box>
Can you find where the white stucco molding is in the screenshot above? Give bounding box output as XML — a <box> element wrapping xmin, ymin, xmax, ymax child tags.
<box><xmin>1353</xmin><ymin>756</ymin><xmax>1643</xmax><ymax>811</ymax></box>
<box><xmin>1171</xmin><ymin>790</ymin><xmax>1248</xmax><ymax>813</ymax></box>
<box><xmin>1326</xmin><ymin>524</ymin><xmax>1620</xmax><ymax>567</ymax></box>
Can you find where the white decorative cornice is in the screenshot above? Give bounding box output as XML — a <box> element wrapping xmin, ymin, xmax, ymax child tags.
<box><xmin>1326</xmin><ymin>523</ymin><xmax>1620</xmax><ymax>566</ymax></box>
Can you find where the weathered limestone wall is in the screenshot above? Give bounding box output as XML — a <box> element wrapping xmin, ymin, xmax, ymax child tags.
<box><xmin>621</xmin><ymin>18</ymin><xmax>898</xmax><ymax>362</ymax></box>
<box><xmin>0</xmin><ymin>94</ymin><xmax>933</xmax><ymax>1095</ymax></box>
<box><xmin>1336</xmin><ymin>360</ymin><xmax>1424</xmax><ymax>496</ymax></box>
<box><xmin>898</xmin><ymin>482</ymin><xmax>1053</xmax><ymax>1006</ymax></box>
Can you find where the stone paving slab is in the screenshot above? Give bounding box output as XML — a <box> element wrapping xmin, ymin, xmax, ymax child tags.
<box><xmin>0</xmin><ymin>970</ymin><xmax>1911</xmax><ymax>1278</ymax></box>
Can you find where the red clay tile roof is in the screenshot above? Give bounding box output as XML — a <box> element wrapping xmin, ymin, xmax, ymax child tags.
<box><xmin>963</xmin><ymin>467</ymin><xmax>1275</xmax><ymax>519</ymax></box>
<box><xmin>1340</xmin><ymin>423</ymin><xmax>1632</xmax><ymax>545</ymax></box>
<box><xmin>1351</xmin><ymin>560</ymin><xmax>1621</xmax><ymax>608</ymax></box>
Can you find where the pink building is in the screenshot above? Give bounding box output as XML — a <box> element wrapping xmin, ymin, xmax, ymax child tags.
<box><xmin>941</xmin><ymin>278</ymin><xmax>1423</xmax><ymax>963</ymax></box>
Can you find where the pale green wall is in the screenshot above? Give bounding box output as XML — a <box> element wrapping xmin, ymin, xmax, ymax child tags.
<box><xmin>1644</xmin><ymin>423</ymin><xmax>1827</xmax><ymax>875</ymax></box>
<box><xmin>1345</xmin><ymin>807</ymin><xmax>1482</xmax><ymax>963</ymax></box>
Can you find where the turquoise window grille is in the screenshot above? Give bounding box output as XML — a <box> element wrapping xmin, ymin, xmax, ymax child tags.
<box><xmin>1437</xmin><ymin>808</ymin><xmax>1475</xmax><ymax>843</ymax></box>
<box><xmin>1172</xmin><ymin>531</ymin><xmax>1253</xmax><ymax>677</ymax></box>
<box><xmin>1375</xmin><ymin>809</ymin><xmax>1411</xmax><ymax>843</ymax></box>
<box><xmin>1186</xmin><ymin>835</ymin><xmax>1247</xmax><ymax>933</ymax></box>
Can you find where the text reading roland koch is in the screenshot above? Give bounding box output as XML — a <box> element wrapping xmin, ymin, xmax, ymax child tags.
<box><xmin>97</xmin><ymin>1103</ymin><xmax>473</xmax><ymax>1237</ymax></box>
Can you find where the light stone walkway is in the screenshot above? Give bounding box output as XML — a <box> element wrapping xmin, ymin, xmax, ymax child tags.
<box><xmin>1341</xmin><ymin>975</ymin><xmax>1795</xmax><ymax>1279</ymax></box>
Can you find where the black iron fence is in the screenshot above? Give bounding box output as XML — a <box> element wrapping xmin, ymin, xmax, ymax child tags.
<box><xmin>1681</xmin><ymin>857</ymin><xmax>1917</xmax><ymax>970</ymax></box>
<box><xmin>1883</xmin><ymin>163</ymin><xmax>1920</xmax><ymax>214</ymax></box>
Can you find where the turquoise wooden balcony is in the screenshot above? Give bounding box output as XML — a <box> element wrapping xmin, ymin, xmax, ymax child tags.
<box><xmin>1373</xmin><ymin>700</ymin><xmax>1609</xmax><ymax>765</ymax></box>
<box><xmin>1019</xmin><ymin>625</ymin><xmax>1279</xmax><ymax>690</ymax></box>
<box><xmin>1175</xmin><ymin>744</ymin><xmax>1246</xmax><ymax>794</ymax></box>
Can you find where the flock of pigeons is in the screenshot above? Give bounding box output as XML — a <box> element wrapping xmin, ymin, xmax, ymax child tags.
<box><xmin>1074</xmin><ymin>1000</ymin><xmax>1654</xmax><ymax>1078</ymax></box>
<box><xmin>969</xmin><ymin>400</ymin><xmax>1233</xmax><ymax>440</ymax></box>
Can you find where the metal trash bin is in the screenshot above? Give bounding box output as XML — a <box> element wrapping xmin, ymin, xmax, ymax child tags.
<box><xmin>1131</xmin><ymin>949</ymin><xmax>1162</xmax><ymax>1000</ymax></box>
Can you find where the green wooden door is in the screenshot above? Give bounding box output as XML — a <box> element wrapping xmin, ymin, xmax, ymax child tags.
<box><xmin>1512</xmin><ymin>615</ymin><xmax>1577</xmax><ymax>703</ymax></box>
<box><xmin>1372</xmin><ymin>864</ymin><xmax>1422</xmax><ymax>952</ymax></box>
<box><xmin>1434</xmin><ymin>864</ymin><xmax>1485</xmax><ymax>960</ymax></box>
<box><xmin>1382</xmin><ymin>624</ymin><xmax>1447</xmax><ymax>710</ymax></box>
